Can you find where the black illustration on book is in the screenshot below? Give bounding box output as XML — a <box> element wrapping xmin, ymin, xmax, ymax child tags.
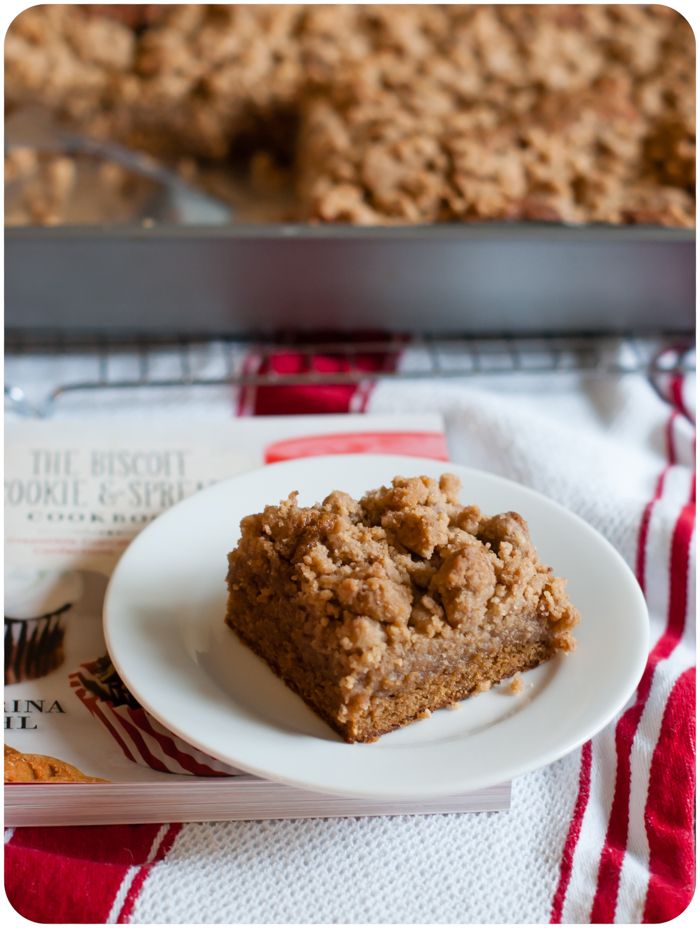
<box><xmin>4</xmin><ymin>568</ymin><xmax>83</xmax><ymax>685</ymax></box>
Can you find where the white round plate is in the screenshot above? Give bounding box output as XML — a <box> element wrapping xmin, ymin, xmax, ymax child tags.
<box><xmin>104</xmin><ymin>454</ymin><xmax>648</xmax><ymax>799</ymax></box>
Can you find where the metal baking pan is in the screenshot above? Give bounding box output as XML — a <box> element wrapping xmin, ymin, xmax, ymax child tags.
<box><xmin>4</xmin><ymin>223</ymin><xmax>694</xmax><ymax>336</ymax></box>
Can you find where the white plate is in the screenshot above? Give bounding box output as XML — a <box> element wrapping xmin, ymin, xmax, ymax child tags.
<box><xmin>104</xmin><ymin>454</ymin><xmax>648</xmax><ymax>799</ymax></box>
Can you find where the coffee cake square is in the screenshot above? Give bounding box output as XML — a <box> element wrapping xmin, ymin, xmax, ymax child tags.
<box><xmin>226</xmin><ymin>474</ymin><xmax>578</xmax><ymax>743</ymax></box>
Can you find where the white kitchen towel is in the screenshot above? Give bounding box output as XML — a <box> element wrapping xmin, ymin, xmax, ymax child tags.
<box><xmin>5</xmin><ymin>342</ymin><xmax>695</xmax><ymax>924</ymax></box>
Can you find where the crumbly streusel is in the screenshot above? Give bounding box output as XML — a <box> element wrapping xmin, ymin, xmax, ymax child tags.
<box><xmin>5</xmin><ymin>4</ymin><xmax>695</xmax><ymax>227</ymax></box>
<box><xmin>298</xmin><ymin>5</ymin><xmax>695</xmax><ymax>225</ymax></box>
<box><xmin>226</xmin><ymin>474</ymin><xmax>578</xmax><ymax>742</ymax></box>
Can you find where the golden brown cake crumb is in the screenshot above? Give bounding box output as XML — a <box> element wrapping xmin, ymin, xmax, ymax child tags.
<box><xmin>508</xmin><ymin>673</ymin><xmax>524</xmax><ymax>695</ymax></box>
<box><xmin>226</xmin><ymin>473</ymin><xmax>579</xmax><ymax>742</ymax></box>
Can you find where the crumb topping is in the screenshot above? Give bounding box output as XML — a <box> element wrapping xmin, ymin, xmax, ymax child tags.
<box><xmin>228</xmin><ymin>474</ymin><xmax>579</xmax><ymax>681</ymax></box>
<box><xmin>5</xmin><ymin>4</ymin><xmax>694</xmax><ymax>227</ymax></box>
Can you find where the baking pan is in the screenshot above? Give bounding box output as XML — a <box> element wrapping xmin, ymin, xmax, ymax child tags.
<box><xmin>4</xmin><ymin>224</ymin><xmax>694</xmax><ymax>336</ymax></box>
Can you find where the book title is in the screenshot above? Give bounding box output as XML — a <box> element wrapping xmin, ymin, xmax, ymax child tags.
<box><xmin>5</xmin><ymin>448</ymin><xmax>208</xmax><ymax>519</ymax></box>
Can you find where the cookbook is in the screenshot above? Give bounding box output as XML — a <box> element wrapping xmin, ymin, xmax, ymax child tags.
<box><xmin>4</xmin><ymin>414</ymin><xmax>510</xmax><ymax>825</ymax></box>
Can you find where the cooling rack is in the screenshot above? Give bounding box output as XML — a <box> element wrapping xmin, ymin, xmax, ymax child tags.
<box><xmin>4</xmin><ymin>332</ymin><xmax>695</xmax><ymax>418</ymax></box>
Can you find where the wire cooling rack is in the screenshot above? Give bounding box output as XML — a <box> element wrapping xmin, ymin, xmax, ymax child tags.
<box><xmin>4</xmin><ymin>331</ymin><xmax>695</xmax><ymax>418</ymax></box>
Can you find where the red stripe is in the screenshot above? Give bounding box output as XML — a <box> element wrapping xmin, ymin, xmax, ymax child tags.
<box><xmin>251</xmin><ymin>351</ymin><xmax>363</xmax><ymax>415</ymax></box>
<box><xmin>5</xmin><ymin>824</ymin><xmax>166</xmax><ymax>923</ymax></box>
<box><xmin>135</xmin><ymin>711</ymin><xmax>229</xmax><ymax>777</ymax></box>
<box><xmin>352</xmin><ymin>378</ymin><xmax>372</xmax><ymax>413</ymax></box>
<box><xmin>550</xmin><ymin>460</ymin><xmax>662</xmax><ymax>920</ymax></box>
<box><xmin>670</xmin><ymin>375</ymin><xmax>691</xmax><ymax>422</ymax></box>
<box><xmin>114</xmin><ymin>709</ymin><xmax>178</xmax><ymax>774</ymax></box>
<box><xmin>235</xmin><ymin>350</ymin><xmax>261</xmax><ymax>417</ymax></box>
<box><xmin>71</xmin><ymin>686</ymin><xmax>138</xmax><ymax>764</ymax></box>
<box><xmin>590</xmin><ymin>485</ymin><xmax>695</xmax><ymax>922</ymax></box>
<box><xmin>549</xmin><ymin>393</ymin><xmax>691</xmax><ymax>921</ymax></box>
<box><xmin>234</xmin><ymin>337</ymin><xmax>406</xmax><ymax>416</ymax></box>
<box><xmin>8</xmin><ymin>823</ymin><xmax>165</xmax><ymax>863</ymax></box>
<box><xmin>670</xmin><ymin>411</ymin><xmax>697</xmax><ymax>470</ymax></box>
<box><xmin>665</xmin><ymin>411</ymin><xmax>678</xmax><ymax>466</ymax></box>
<box><xmin>71</xmin><ymin>679</ymin><xmax>225</xmax><ymax>776</ymax></box>
<box><xmin>74</xmin><ymin>700</ymin><xmax>175</xmax><ymax>774</ymax></box>
<box><xmin>263</xmin><ymin>430</ymin><xmax>449</xmax><ymax>463</ymax></box>
<box><xmin>642</xmin><ymin>668</ymin><xmax>696</xmax><ymax>923</ymax></box>
<box><xmin>549</xmin><ymin>741</ymin><xmax>593</xmax><ymax>922</ymax></box>
<box><xmin>116</xmin><ymin>823</ymin><xmax>182</xmax><ymax>923</ymax></box>
<box><xmin>635</xmin><ymin>469</ymin><xmax>668</xmax><ymax>595</ymax></box>
<box><xmin>248</xmin><ymin>338</ymin><xmax>403</xmax><ymax>416</ymax></box>
<box><xmin>662</xmin><ymin>495</ymin><xmax>695</xmax><ymax>662</ymax></box>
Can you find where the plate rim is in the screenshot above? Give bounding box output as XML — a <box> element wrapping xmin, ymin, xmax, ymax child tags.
<box><xmin>104</xmin><ymin>453</ymin><xmax>649</xmax><ymax>799</ymax></box>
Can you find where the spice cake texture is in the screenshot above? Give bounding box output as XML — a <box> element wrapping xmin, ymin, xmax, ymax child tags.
<box><xmin>225</xmin><ymin>474</ymin><xmax>579</xmax><ymax>742</ymax></box>
<box><xmin>5</xmin><ymin>4</ymin><xmax>695</xmax><ymax>226</ymax></box>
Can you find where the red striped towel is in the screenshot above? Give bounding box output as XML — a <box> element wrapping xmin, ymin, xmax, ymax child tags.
<box><xmin>5</xmin><ymin>343</ymin><xmax>694</xmax><ymax>924</ymax></box>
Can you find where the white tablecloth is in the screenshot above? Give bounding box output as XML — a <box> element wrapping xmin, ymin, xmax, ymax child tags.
<box><xmin>5</xmin><ymin>341</ymin><xmax>695</xmax><ymax>923</ymax></box>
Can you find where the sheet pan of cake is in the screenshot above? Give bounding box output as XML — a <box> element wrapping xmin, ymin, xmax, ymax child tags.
<box><xmin>4</xmin><ymin>4</ymin><xmax>695</xmax><ymax>335</ymax></box>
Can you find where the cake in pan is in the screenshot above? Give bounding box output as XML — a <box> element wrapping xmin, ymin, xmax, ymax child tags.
<box><xmin>225</xmin><ymin>474</ymin><xmax>579</xmax><ymax>742</ymax></box>
<box><xmin>5</xmin><ymin>4</ymin><xmax>695</xmax><ymax>226</ymax></box>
